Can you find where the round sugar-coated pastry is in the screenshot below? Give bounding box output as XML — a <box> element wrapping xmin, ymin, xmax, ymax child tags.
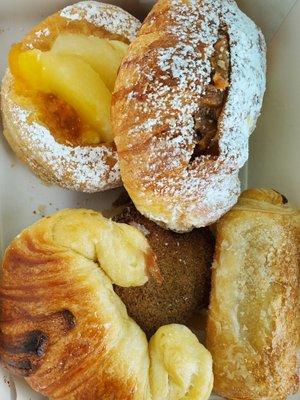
<box><xmin>1</xmin><ymin>1</ymin><xmax>140</xmax><ymax>192</ymax></box>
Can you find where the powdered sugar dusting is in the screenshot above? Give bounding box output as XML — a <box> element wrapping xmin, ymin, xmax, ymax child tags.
<box><xmin>2</xmin><ymin>73</ymin><xmax>121</xmax><ymax>192</ymax></box>
<box><xmin>114</xmin><ymin>0</ymin><xmax>266</xmax><ymax>231</ymax></box>
<box><xmin>2</xmin><ymin>1</ymin><xmax>141</xmax><ymax>192</ymax></box>
<box><xmin>60</xmin><ymin>1</ymin><xmax>140</xmax><ymax>42</ymax></box>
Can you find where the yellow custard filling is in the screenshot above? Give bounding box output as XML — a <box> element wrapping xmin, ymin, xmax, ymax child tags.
<box><xmin>9</xmin><ymin>33</ymin><xmax>128</xmax><ymax>146</ymax></box>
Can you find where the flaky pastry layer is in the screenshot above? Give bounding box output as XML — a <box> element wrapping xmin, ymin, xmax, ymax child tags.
<box><xmin>207</xmin><ymin>189</ymin><xmax>299</xmax><ymax>399</ymax></box>
<box><xmin>0</xmin><ymin>209</ymin><xmax>213</xmax><ymax>400</ymax></box>
<box><xmin>112</xmin><ymin>0</ymin><xmax>266</xmax><ymax>231</ymax></box>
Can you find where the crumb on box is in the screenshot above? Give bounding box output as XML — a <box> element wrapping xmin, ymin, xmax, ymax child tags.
<box><xmin>3</xmin><ymin>376</ymin><xmax>11</xmax><ymax>386</ymax></box>
<box><xmin>38</xmin><ymin>204</ymin><xmax>46</xmax><ymax>214</ymax></box>
<box><xmin>0</xmin><ymin>28</ymin><xmax>8</xmax><ymax>34</ymax></box>
<box><xmin>33</xmin><ymin>204</ymin><xmax>47</xmax><ymax>217</ymax></box>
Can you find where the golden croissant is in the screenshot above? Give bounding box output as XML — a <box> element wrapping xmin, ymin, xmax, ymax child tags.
<box><xmin>207</xmin><ymin>189</ymin><xmax>299</xmax><ymax>399</ymax></box>
<box><xmin>0</xmin><ymin>209</ymin><xmax>213</xmax><ymax>399</ymax></box>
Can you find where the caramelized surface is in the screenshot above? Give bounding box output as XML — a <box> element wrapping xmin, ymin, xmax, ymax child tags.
<box><xmin>36</xmin><ymin>93</ymin><xmax>92</xmax><ymax>146</ymax></box>
<box><xmin>9</xmin><ymin>14</ymin><xmax>128</xmax><ymax>146</ymax></box>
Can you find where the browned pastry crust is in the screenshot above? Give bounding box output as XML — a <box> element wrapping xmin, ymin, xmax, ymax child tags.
<box><xmin>1</xmin><ymin>1</ymin><xmax>141</xmax><ymax>192</ymax></box>
<box><xmin>0</xmin><ymin>209</ymin><xmax>213</xmax><ymax>400</ymax></box>
<box><xmin>113</xmin><ymin>196</ymin><xmax>214</xmax><ymax>337</ymax></box>
<box><xmin>112</xmin><ymin>0</ymin><xmax>266</xmax><ymax>232</ymax></box>
<box><xmin>206</xmin><ymin>188</ymin><xmax>300</xmax><ymax>399</ymax></box>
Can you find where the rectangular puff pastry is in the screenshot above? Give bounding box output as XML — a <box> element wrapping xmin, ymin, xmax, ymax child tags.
<box><xmin>207</xmin><ymin>189</ymin><xmax>299</xmax><ymax>399</ymax></box>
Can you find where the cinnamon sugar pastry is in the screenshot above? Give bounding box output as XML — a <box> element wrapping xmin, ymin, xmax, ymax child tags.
<box><xmin>0</xmin><ymin>209</ymin><xmax>213</xmax><ymax>400</ymax></box>
<box><xmin>1</xmin><ymin>2</ymin><xmax>140</xmax><ymax>192</ymax></box>
<box><xmin>112</xmin><ymin>0</ymin><xmax>266</xmax><ymax>231</ymax></box>
<box><xmin>206</xmin><ymin>189</ymin><xmax>299</xmax><ymax>399</ymax></box>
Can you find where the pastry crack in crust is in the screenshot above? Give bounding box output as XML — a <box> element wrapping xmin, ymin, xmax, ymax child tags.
<box><xmin>190</xmin><ymin>28</ymin><xmax>230</xmax><ymax>163</ymax></box>
<box><xmin>112</xmin><ymin>0</ymin><xmax>266</xmax><ymax>231</ymax></box>
<box><xmin>0</xmin><ymin>209</ymin><xmax>213</xmax><ymax>399</ymax></box>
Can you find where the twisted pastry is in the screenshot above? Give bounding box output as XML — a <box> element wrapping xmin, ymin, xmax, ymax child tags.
<box><xmin>207</xmin><ymin>189</ymin><xmax>299</xmax><ymax>399</ymax></box>
<box><xmin>0</xmin><ymin>209</ymin><xmax>213</xmax><ymax>399</ymax></box>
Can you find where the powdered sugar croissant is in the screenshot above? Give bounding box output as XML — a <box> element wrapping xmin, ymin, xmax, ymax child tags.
<box><xmin>112</xmin><ymin>0</ymin><xmax>266</xmax><ymax>232</ymax></box>
<box><xmin>0</xmin><ymin>209</ymin><xmax>213</xmax><ymax>399</ymax></box>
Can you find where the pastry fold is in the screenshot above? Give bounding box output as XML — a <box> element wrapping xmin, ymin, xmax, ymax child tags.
<box><xmin>0</xmin><ymin>209</ymin><xmax>213</xmax><ymax>400</ymax></box>
<box><xmin>207</xmin><ymin>189</ymin><xmax>299</xmax><ymax>399</ymax></box>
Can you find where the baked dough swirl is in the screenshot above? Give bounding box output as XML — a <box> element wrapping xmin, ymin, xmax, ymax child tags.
<box><xmin>0</xmin><ymin>209</ymin><xmax>213</xmax><ymax>400</ymax></box>
<box><xmin>112</xmin><ymin>0</ymin><xmax>266</xmax><ymax>231</ymax></box>
<box><xmin>207</xmin><ymin>189</ymin><xmax>299</xmax><ymax>399</ymax></box>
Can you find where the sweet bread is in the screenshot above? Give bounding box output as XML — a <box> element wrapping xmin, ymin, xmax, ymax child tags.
<box><xmin>206</xmin><ymin>189</ymin><xmax>299</xmax><ymax>399</ymax></box>
<box><xmin>1</xmin><ymin>1</ymin><xmax>140</xmax><ymax>192</ymax></box>
<box><xmin>113</xmin><ymin>195</ymin><xmax>214</xmax><ymax>337</ymax></box>
<box><xmin>0</xmin><ymin>209</ymin><xmax>213</xmax><ymax>399</ymax></box>
<box><xmin>112</xmin><ymin>0</ymin><xmax>266</xmax><ymax>231</ymax></box>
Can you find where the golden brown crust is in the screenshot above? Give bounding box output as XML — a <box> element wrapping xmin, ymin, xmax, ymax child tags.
<box><xmin>112</xmin><ymin>0</ymin><xmax>266</xmax><ymax>231</ymax></box>
<box><xmin>1</xmin><ymin>1</ymin><xmax>141</xmax><ymax>192</ymax></box>
<box><xmin>113</xmin><ymin>197</ymin><xmax>214</xmax><ymax>337</ymax></box>
<box><xmin>0</xmin><ymin>212</ymin><xmax>144</xmax><ymax>399</ymax></box>
<box><xmin>206</xmin><ymin>189</ymin><xmax>299</xmax><ymax>399</ymax></box>
<box><xmin>0</xmin><ymin>209</ymin><xmax>213</xmax><ymax>400</ymax></box>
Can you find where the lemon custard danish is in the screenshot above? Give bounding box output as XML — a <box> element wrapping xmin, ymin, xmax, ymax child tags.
<box><xmin>1</xmin><ymin>1</ymin><xmax>140</xmax><ymax>192</ymax></box>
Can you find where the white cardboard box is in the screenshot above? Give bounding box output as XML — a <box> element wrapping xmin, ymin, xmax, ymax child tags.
<box><xmin>0</xmin><ymin>1</ymin><xmax>299</xmax><ymax>399</ymax></box>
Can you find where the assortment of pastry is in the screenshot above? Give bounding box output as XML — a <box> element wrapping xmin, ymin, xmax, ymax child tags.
<box><xmin>0</xmin><ymin>1</ymin><xmax>299</xmax><ymax>400</ymax></box>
